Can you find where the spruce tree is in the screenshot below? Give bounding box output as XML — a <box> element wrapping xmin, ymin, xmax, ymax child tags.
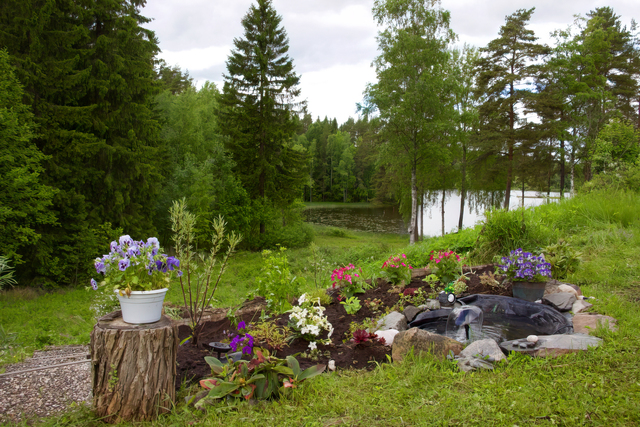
<box><xmin>0</xmin><ymin>0</ymin><xmax>162</xmax><ymax>286</ymax></box>
<box><xmin>220</xmin><ymin>0</ymin><xmax>306</xmax><ymax>235</ymax></box>
<box><xmin>0</xmin><ymin>50</ymin><xmax>57</xmax><ymax>265</ymax></box>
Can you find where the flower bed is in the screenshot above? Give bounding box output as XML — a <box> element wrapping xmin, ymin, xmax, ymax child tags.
<box><xmin>175</xmin><ymin>264</ymin><xmax>506</xmax><ymax>387</ymax></box>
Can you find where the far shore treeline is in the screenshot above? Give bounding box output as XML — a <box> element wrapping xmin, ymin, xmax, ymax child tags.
<box><xmin>0</xmin><ymin>0</ymin><xmax>638</xmax><ymax>288</ymax></box>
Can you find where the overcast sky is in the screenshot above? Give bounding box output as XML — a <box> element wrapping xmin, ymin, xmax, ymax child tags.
<box><xmin>142</xmin><ymin>0</ymin><xmax>638</xmax><ymax>124</ymax></box>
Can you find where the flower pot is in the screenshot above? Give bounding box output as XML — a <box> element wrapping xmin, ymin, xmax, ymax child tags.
<box><xmin>115</xmin><ymin>288</ymin><xmax>168</xmax><ymax>324</ymax></box>
<box><xmin>511</xmin><ymin>281</ymin><xmax>546</xmax><ymax>302</ymax></box>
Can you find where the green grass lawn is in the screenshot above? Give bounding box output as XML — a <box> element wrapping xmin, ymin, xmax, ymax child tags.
<box><xmin>2</xmin><ymin>192</ymin><xmax>640</xmax><ymax>426</ymax></box>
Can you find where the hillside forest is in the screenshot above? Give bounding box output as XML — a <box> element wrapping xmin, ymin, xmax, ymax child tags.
<box><xmin>1</xmin><ymin>0</ymin><xmax>639</xmax><ymax>287</ymax></box>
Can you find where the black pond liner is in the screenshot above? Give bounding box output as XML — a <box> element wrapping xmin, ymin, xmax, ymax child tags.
<box><xmin>409</xmin><ymin>294</ymin><xmax>572</xmax><ymax>342</ymax></box>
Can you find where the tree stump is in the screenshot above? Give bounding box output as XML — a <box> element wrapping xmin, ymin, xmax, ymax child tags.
<box><xmin>90</xmin><ymin>310</ymin><xmax>179</xmax><ymax>423</ymax></box>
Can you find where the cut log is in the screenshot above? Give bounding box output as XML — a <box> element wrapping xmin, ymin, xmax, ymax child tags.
<box><xmin>90</xmin><ymin>310</ymin><xmax>179</xmax><ymax>423</ymax></box>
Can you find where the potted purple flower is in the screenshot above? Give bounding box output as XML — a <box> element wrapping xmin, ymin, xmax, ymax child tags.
<box><xmin>497</xmin><ymin>248</ymin><xmax>552</xmax><ymax>302</ymax></box>
<box><xmin>90</xmin><ymin>235</ymin><xmax>181</xmax><ymax>324</ymax></box>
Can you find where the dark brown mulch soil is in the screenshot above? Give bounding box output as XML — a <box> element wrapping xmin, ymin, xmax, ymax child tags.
<box><xmin>175</xmin><ymin>264</ymin><xmax>508</xmax><ymax>388</ymax></box>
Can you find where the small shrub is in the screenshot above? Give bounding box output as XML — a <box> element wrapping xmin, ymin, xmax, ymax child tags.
<box><xmin>340</xmin><ymin>296</ymin><xmax>362</xmax><ymax>315</ymax></box>
<box><xmin>543</xmin><ymin>240</ymin><xmax>582</xmax><ymax>280</ymax></box>
<box><xmin>250</xmin><ymin>319</ymin><xmax>290</xmax><ymax>351</ymax></box>
<box><xmin>256</xmin><ymin>246</ymin><xmax>305</xmax><ymax>313</ymax></box>
<box><xmin>478</xmin><ymin>271</ymin><xmax>502</xmax><ymax>288</ymax></box>
<box><xmin>307</xmin><ymin>288</ymin><xmax>332</xmax><ymax>306</ymax></box>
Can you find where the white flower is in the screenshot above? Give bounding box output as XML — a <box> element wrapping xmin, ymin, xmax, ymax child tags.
<box><xmin>328</xmin><ymin>360</ymin><xmax>336</xmax><ymax>371</ymax></box>
<box><xmin>298</xmin><ymin>293</ymin><xmax>307</xmax><ymax>304</ymax></box>
<box><xmin>308</xmin><ymin>342</ymin><xmax>317</xmax><ymax>351</ymax></box>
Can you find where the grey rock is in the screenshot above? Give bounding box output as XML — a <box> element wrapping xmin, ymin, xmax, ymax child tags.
<box><xmin>545</xmin><ymin>280</ymin><xmax>582</xmax><ymax>297</ymax></box>
<box><xmin>572</xmin><ymin>299</ymin><xmax>593</xmax><ymax>314</ymax></box>
<box><xmin>457</xmin><ymin>356</ymin><xmax>496</xmax><ymax>372</ymax></box>
<box><xmin>459</xmin><ymin>339</ymin><xmax>507</xmax><ymax>363</ymax></box>
<box><xmin>542</xmin><ymin>292</ymin><xmax>577</xmax><ymax>312</ymax></box>
<box><xmin>572</xmin><ymin>313</ymin><xmax>617</xmax><ymax>334</ymax></box>
<box><xmin>377</xmin><ymin>311</ymin><xmax>408</xmax><ymax>332</ymax></box>
<box><xmin>392</xmin><ymin>328</ymin><xmax>463</xmax><ymax>362</ymax></box>
<box><xmin>419</xmin><ymin>299</ymin><xmax>441</xmax><ymax>310</ymax></box>
<box><xmin>519</xmin><ymin>342</ymin><xmax>528</xmax><ymax>349</ymax></box>
<box><xmin>403</xmin><ymin>305</ymin><xmax>422</xmax><ymax>323</ymax></box>
<box><xmin>500</xmin><ymin>333</ymin><xmax>602</xmax><ymax>357</ymax></box>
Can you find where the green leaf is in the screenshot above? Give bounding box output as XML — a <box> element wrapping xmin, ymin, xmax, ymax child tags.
<box><xmin>206</xmin><ymin>381</ymin><xmax>239</xmax><ymax>399</ymax></box>
<box><xmin>298</xmin><ymin>364</ymin><xmax>326</xmax><ymax>381</ymax></box>
<box><xmin>286</xmin><ymin>355</ymin><xmax>301</xmax><ymax>377</ymax></box>
<box><xmin>204</xmin><ymin>356</ymin><xmax>225</xmax><ymax>375</ymax></box>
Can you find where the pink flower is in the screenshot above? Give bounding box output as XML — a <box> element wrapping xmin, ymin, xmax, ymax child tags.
<box><xmin>402</xmin><ymin>254</ymin><xmax>406</xmax><ymax>259</ymax></box>
<box><xmin>401</xmin><ymin>262</ymin><xmax>406</xmax><ymax>267</ymax></box>
<box><xmin>435</xmin><ymin>259</ymin><xmax>440</xmax><ymax>264</ymax></box>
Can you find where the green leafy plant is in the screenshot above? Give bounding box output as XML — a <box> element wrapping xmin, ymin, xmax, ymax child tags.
<box><xmin>256</xmin><ymin>246</ymin><xmax>305</xmax><ymax>313</ymax></box>
<box><xmin>479</xmin><ymin>271</ymin><xmax>502</xmax><ymax>288</ymax></box>
<box><xmin>364</xmin><ymin>298</ymin><xmax>383</xmax><ymax>316</ymax></box>
<box><xmin>309</xmin><ymin>242</ymin><xmax>331</xmax><ymax>289</ymax></box>
<box><xmin>543</xmin><ymin>240</ymin><xmax>581</xmax><ymax>280</ymax></box>
<box><xmin>381</xmin><ymin>254</ymin><xmax>413</xmax><ymax>285</ymax></box>
<box><xmin>249</xmin><ymin>319</ymin><xmax>290</xmax><ymax>351</ymax></box>
<box><xmin>444</xmin><ymin>277</ymin><xmax>468</xmax><ymax>295</ymax></box>
<box><xmin>340</xmin><ymin>296</ymin><xmax>362</xmax><ymax>315</ymax></box>
<box><xmin>0</xmin><ymin>256</ymin><xmax>17</xmax><ymax>290</ymax></box>
<box><xmin>308</xmin><ymin>288</ymin><xmax>332</xmax><ymax>306</ymax></box>
<box><xmin>171</xmin><ymin>198</ymin><xmax>242</xmax><ymax>345</ymax></box>
<box><xmin>399</xmin><ymin>287</ymin><xmax>428</xmax><ymax>307</ymax></box>
<box><xmin>422</xmin><ymin>273</ymin><xmax>442</xmax><ymax>296</ymax></box>
<box><xmin>428</xmin><ymin>250</ymin><xmax>462</xmax><ymax>284</ymax></box>
<box><xmin>196</xmin><ymin>349</ymin><xmax>325</xmax><ymax>405</ymax></box>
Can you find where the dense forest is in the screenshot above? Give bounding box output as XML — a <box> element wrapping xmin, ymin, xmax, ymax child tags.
<box><xmin>1</xmin><ymin>0</ymin><xmax>638</xmax><ymax>287</ymax></box>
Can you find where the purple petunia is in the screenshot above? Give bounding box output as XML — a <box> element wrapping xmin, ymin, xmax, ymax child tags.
<box><xmin>90</xmin><ymin>278</ymin><xmax>98</xmax><ymax>290</ymax></box>
<box><xmin>119</xmin><ymin>235</ymin><xmax>133</xmax><ymax>247</ymax></box>
<box><xmin>118</xmin><ymin>258</ymin><xmax>130</xmax><ymax>271</ymax></box>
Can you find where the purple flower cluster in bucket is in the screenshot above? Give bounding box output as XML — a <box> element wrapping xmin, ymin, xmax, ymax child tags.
<box><xmin>229</xmin><ymin>321</ymin><xmax>254</xmax><ymax>355</ymax></box>
<box><xmin>498</xmin><ymin>248</ymin><xmax>552</xmax><ymax>281</ymax></box>
<box><xmin>90</xmin><ymin>235</ymin><xmax>181</xmax><ymax>291</ymax></box>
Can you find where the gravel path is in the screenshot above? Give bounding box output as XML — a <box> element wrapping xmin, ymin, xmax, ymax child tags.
<box><xmin>0</xmin><ymin>345</ymin><xmax>92</xmax><ymax>424</ymax></box>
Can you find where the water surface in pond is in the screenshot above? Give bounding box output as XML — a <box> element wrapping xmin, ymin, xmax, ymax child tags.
<box><xmin>305</xmin><ymin>190</ymin><xmax>566</xmax><ymax>236</ymax></box>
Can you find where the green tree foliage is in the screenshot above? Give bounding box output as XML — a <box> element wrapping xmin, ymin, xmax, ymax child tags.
<box><xmin>220</xmin><ymin>0</ymin><xmax>307</xmax><ymax>235</ymax></box>
<box><xmin>571</xmin><ymin>7</ymin><xmax>640</xmax><ymax>181</ymax></box>
<box><xmin>0</xmin><ymin>50</ymin><xmax>56</xmax><ymax>264</ymax></box>
<box><xmin>155</xmin><ymin>58</ymin><xmax>194</xmax><ymax>95</ymax></box>
<box><xmin>475</xmin><ymin>8</ymin><xmax>549</xmax><ymax>210</ymax></box>
<box><xmin>0</xmin><ymin>0</ymin><xmax>162</xmax><ymax>286</ymax></box>
<box><xmin>155</xmin><ymin>83</ymin><xmax>251</xmax><ymax>247</ymax></box>
<box><xmin>592</xmin><ymin>119</ymin><xmax>640</xmax><ymax>173</ymax></box>
<box><xmin>363</xmin><ymin>0</ymin><xmax>457</xmax><ymax>244</ymax></box>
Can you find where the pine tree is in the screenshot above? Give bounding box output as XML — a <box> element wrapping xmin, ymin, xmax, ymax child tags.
<box><xmin>220</xmin><ymin>0</ymin><xmax>306</xmax><ymax>235</ymax></box>
<box><xmin>475</xmin><ymin>8</ymin><xmax>549</xmax><ymax>210</ymax></box>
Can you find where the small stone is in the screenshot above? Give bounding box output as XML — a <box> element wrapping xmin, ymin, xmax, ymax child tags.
<box><xmin>542</xmin><ymin>292</ymin><xmax>577</xmax><ymax>312</ymax></box>
<box><xmin>513</xmin><ymin>340</ymin><xmax>521</xmax><ymax>346</ymax></box>
<box><xmin>572</xmin><ymin>299</ymin><xmax>593</xmax><ymax>314</ymax></box>
<box><xmin>526</xmin><ymin>341</ymin><xmax>536</xmax><ymax>348</ymax></box>
<box><xmin>527</xmin><ymin>335</ymin><xmax>539</xmax><ymax>343</ymax></box>
<box><xmin>403</xmin><ymin>305</ymin><xmax>422</xmax><ymax>323</ymax></box>
<box><xmin>519</xmin><ymin>343</ymin><xmax>528</xmax><ymax>349</ymax></box>
<box><xmin>328</xmin><ymin>360</ymin><xmax>336</xmax><ymax>371</ymax></box>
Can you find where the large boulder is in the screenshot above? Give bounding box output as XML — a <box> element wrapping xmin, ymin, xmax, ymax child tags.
<box><xmin>542</xmin><ymin>292</ymin><xmax>577</xmax><ymax>311</ymax></box>
<box><xmin>572</xmin><ymin>313</ymin><xmax>617</xmax><ymax>334</ymax></box>
<box><xmin>392</xmin><ymin>327</ymin><xmax>463</xmax><ymax>362</ymax></box>
<box><xmin>377</xmin><ymin>311</ymin><xmax>408</xmax><ymax>332</ymax></box>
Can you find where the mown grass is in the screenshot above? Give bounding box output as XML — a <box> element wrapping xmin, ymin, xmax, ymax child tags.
<box><xmin>3</xmin><ymin>190</ymin><xmax>640</xmax><ymax>425</ymax></box>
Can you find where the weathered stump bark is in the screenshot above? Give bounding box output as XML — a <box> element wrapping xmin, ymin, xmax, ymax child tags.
<box><xmin>90</xmin><ymin>311</ymin><xmax>178</xmax><ymax>423</ymax></box>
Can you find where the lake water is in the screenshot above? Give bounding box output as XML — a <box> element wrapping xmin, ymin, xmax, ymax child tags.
<box><xmin>304</xmin><ymin>190</ymin><xmax>566</xmax><ymax>237</ymax></box>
